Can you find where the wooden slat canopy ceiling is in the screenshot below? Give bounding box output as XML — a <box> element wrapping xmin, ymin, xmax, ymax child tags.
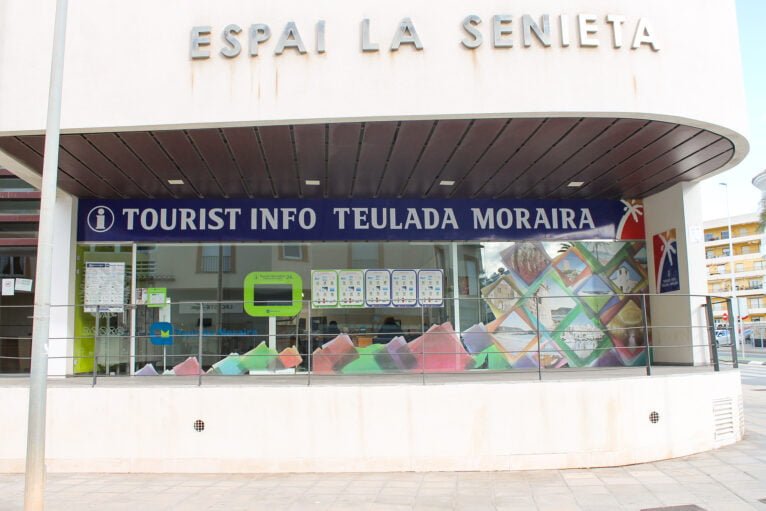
<box><xmin>0</xmin><ymin>117</ymin><xmax>734</xmax><ymax>200</ymax></box>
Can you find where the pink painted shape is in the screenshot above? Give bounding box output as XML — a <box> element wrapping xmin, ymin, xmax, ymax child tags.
<box><xmin>172</xmin><ymin>356</ymin><xmax>203</xmax><ymax>376</ymax></box>
<box><xmin>408</xmin><ymin>322</ymin><xmax>474</xmax><ymax>372</ymax></box>
<box><xmin>311</xmin><ymin>334</ymin><xmax>359</xmax><ymax>374</ymax></box>
<box><xmin>278</xmin><ymin>346</ymin><xmax>303</xmax><ymax>369</ymax></box>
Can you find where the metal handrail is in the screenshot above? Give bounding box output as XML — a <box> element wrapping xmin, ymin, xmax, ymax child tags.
<box><xmin>0</xmin><ymin>293</ymin><xmax>742</xmax><ymax>384</ymax></box>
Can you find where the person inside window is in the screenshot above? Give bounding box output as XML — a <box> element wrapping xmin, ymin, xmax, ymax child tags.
<box><xmin>326</xmin><ymin>320</ymin><xmax>341</xmax><ymax>336</ymax></box>
<box><xmin>375</xmin><ymin>317</ymin><xmax>401</xmax><ymax>344</ymax></box>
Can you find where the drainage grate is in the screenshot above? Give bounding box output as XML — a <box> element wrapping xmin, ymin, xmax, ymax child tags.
<box><xmin>640</xmin><ymin>505</ymin><xmax>707</xmax><ymax>511</ymax></box>
<box><xmin>713</xmin><ymin>397</ymin><xmax>734</xmax><ymax>441</ymax></box>
<box><xmin>193</xmin><ymin>419</ymin><xmax>205</xmax><ymax>432</ymax></box>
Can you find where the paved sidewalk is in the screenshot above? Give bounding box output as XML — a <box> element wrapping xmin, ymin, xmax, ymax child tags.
<box><xmin>1</xmin><ymin>385</ymin><xmax>765</xmax><ymax>511</ymax></box>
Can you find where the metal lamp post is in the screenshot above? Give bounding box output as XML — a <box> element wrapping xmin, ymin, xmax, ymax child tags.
<box><xmin>24</xmin><ymin>0</ymin><xmax>69</xmax><ymax>509</ymax></box>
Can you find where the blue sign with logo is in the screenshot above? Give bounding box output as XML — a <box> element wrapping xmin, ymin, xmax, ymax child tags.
<box><xmin>149</xmin><ymin>322</ymin><xmax>174</xmax><ymax>346</ymax></box>
<box><xmin>77</xmin><ymin>198</ymin><xmax>634</xmax><ymax>243</ymax></box>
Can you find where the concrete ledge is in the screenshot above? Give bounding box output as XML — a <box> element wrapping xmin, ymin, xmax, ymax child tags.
<box><xmin>0</xmin><ymin>371</ymin><xmax>743</xmax><ymax>473</ymax></box>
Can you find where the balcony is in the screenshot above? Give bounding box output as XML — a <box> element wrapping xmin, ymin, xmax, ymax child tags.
<box><xmin>705</xmin><ymin>251</ymin><xmax>762</xmax><ymax>263</ymax></box>
<box><xmin>705</xmin><ymin>233</ymin><xmax>763</xmax><ymax>247</ymax></box>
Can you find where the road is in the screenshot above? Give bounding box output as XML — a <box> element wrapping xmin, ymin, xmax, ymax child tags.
<box><xmin>716</xmin><ymin>346</ymin><xmax>766</xmax><ymax>364</ymax></box>
<box><xmin>740</xmin><ymin>362</ymin><xmax>766</xmax><ymax>386</ymax></box>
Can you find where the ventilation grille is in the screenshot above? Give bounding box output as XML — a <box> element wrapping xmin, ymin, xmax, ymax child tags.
<box><xmin>713</xmin><ymin>397</ymin><xmax>735</xmax><ymax>441</ymax></box>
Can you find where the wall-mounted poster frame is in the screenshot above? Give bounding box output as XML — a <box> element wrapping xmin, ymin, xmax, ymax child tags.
<box><xmin>338</xmin><ymin>270</ymin><xmax>365</xmax><ymax>308</ymax></box>
<box><xmin>392</xmin><ymin>269</ymin><xmax>418</xmax><ymax>307</ymax></box>
<box><xmin>311</xmin><ymin>270</ymin><xmax>338</xmax><ymax>308</ymax></box>
<box><xmin>418</xmin><ymin>269</ymin><xmax>444</xmax><ymax>307</ymax></box>
<box><xmin>365</xmin><ymin>269</ymin><xmax>392</xmax><ymax>307</ymax></box>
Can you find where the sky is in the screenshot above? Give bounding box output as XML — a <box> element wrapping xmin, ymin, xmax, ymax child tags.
<box><xmin>699</xmin><ymin>0</ymin><xmax>766</xmax><ymax>221</ymax></box>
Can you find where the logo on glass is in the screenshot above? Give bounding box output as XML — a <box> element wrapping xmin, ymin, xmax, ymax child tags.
<box><xmin>87</xmin><ymin>206</ymin><xmax>115</xmax><ymax>233</ymax></box>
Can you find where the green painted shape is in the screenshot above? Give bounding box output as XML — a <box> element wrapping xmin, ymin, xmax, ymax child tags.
<box><xmin>482</xmin><ymin>344</ymin><xmax>513</xmax><ymax>370</ymax></box>
<box><xmin>341</xmin><ymin>345</ymin><xmax>385</xmax><ymax>374</ymax></box>
<box><xmin>581</xmin><ymin>295</ymin><xmax>611</xmax><ymax>314</ymax></box>
<box><xmin>239</xmin><ymin>342</ymin><xmax>279</xmax><ymax>371</ymax></box>
<box><xmin>552</xmin><ymin>306</ymin><xmax>612</xmax><ymax>368</ymax></box>
<box><xmin>473</xmin><ymin>352</ymin><xmax>488</xmax><ymax>368</ymax></box>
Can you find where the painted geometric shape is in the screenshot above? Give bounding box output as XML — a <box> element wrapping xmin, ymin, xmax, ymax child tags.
<box><xmin>275</xmin><ymin>346</ymin><xmax>303</xmax><ymax>369</ymax></box>
<box><xmin>408</xmin><ymin>322</ymin><xmax>475</xmax><ymax>372</ymax></box>
<box><xmin>462</xmin><ymin>323</ymin><xmax>495</xmax><ymax>354</ymax></box>
<box><xmin>490</xmin><ymin>310</ymin><xmax>538</xmax><ymax>363</ymax></box>
<box><xmin>480</xmin><ymin>275</ymin><xmax>519</xmax><ymax>317</ymax></box>
<box><xmin>633</xmin><ymin>245</ymin><xmax>648</xmax><ymax>265</ymax></box>
<box><xmin>500</xmin><ymin>241</ymin><xmax>551</xmax><ymax>286</ymax></box>
<box><xmin>603</xmin><ymin>299</ymin><xmax>647</xmax><ymax>365</ymax></box>
<box><xmin>528</xmin><ymin>275</ymin><xmax>577</xmax><ymax>333</ymax></box>
<box><xmin>239</xmin><ymin>342</ymin><xmax>279</xmax><ymax>372</ymax></box>
<box><xmin>342</xmin><ymin>344</ymin><xmax>385</xmax><ymax>374</ymax></box>
<box><xmin>172</xmin><ymin>356</ymin><xmax>203</xmax><ymax>376</ymax></box>
<box><xmin>608</xmin><ymin>261</ymin><xmax>644</xmax><ymax>294</ymax></box>
<box><xmin>578</xmin><ymin>241</ymin><xmax>625</xmax><ymax>269</ymax></box>
<box><xmin>208</xmin><ymin>354</ymin><xmax>245</xmax><ymax>375</ymax></box>
<box><xmin>311</xmin><ymin>334</ymin><xmax>359</xmax><ymax>374</ymax></box>
<box><xmin>534</xmin><ymin>336</ymin><xmax>568</xmax><ymax>369</ymax></box>
<box><xmin>591</xmin><ymin>348</ymin><xmax>626</xmax><ymax>367</ymax></box>
<box><xmin>135</xmin><ymin>363</ymin><xmax>159</xmax><ymax>376</ymax></box>
<box><xmin>380</xmin><ymin>336</ymin><xmax>418</xmax><ymax>371</ymax></box>
<box><xmin>553</xmin><ymin>308</ymin><xmax>610</xmax><ymax>367</ymax></box>
<box><xmin>576</xmin><ymin>274</ymin><xmax>615</xmax><ymax>314</ymax></box>
<box><xmin>553</xmin><ymin>249</ymin><xmax>590</xmax><ymax>287</ymax></box>
<box><xmin>479</xmin><ymin>344</ymin><xmax>513</xmax><ymax>370</ymax></box>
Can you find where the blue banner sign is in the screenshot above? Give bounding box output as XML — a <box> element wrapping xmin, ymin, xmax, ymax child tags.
<box><xmin>77</xmin><ymin>198</ymin><xmax>635</xmax><ymax>242</ymax></box>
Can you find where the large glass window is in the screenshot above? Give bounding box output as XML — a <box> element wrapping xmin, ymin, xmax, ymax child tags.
<box><xmin>0</xmin><ymin>255</ymin><xmax>25</xmax><ymax>276</ymax></box>
<box><xmin>73</xmin><ymin>238</ymin><xmax>650</xmax><ymax>376</ymax></box>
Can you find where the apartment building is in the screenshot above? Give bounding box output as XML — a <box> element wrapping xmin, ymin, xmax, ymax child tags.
<box><xmin>704</xmin><ymin>213</ymin><xmax>766</xmax><ymax>331</ymax></box>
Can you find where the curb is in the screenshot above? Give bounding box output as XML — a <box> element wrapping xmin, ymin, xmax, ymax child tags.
<box><xmin>746</xmin><ymin>361</ymin><xmax>766</xmax><ymax>365</ymax></box>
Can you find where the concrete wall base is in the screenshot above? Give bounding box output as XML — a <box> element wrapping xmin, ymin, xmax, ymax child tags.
<box><xmin>0</xmin><ymin>371</ymin><xmax>743</xmax><ymax>473</ymax></box>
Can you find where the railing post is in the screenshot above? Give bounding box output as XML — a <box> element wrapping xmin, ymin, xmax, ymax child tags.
<box><xmin>92</xmin><ymin>312</ymin><xmax>99</xmax><ymax>387</ymax></box>
<box><xmin>198</xmin><ymin>303</ymin><xmax>203</xmax><ymax>386</ymax></box>
<box><xmin>726</xmin><ymin>297</ymin><xmax>738</xmax><ymax>368</ymax></box>
<box><xmin>421</xmin><ymin>305</ymin><xmax>425</xmax><ymax>385</ymax></box>
<box><xmin>535</xmin><ymin>295</ymin><xmax>542</xmax><ymax>381</ymax></box>
<box><xmin>307</xmin><ymin>302</ymin><xmax>312</xmax><ymax>386</ymax></box>
<box><xmin>705</xmin><ymin>296</ymin><xmax>720</xmax><ymax>372</ymax></box>
<box><xmin>641</xmin><ymin>294</ymin><xmax>651</xmax><ymax>376</ymax></box>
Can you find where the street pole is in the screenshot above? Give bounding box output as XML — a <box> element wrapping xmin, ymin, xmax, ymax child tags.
<box><xmin>720</xmin><ymin>182</ymin><xmax>741</xmax><ymax>358</ymax></box>
<box><xmin>24</xmin><ymin>0</ymin><xmax>69</xmax><ymax>509</ymax></box>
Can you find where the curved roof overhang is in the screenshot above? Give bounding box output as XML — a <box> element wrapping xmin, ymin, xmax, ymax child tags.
<box><xmin>0</xmin><ymin>115</ymin><xmax>736</xmax><ymax>201</ymax></box>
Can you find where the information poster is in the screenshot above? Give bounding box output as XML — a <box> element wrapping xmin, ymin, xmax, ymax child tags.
<box><xmin>365</xmin><ymin>270</ymin><xmax>391</xmax><ymax>306</ymax></box>
<box><xmin>84</xmin><ymin>262</ymin><xmax>125</xmax><ymax>313</ymax></box>
<box><xmin>14</xmin><ymin>278</ymin><xmax>32</xmax><ymax>292</ymax></box>
<box><xmin>311</xmin><ymin>270</ymin><xmax>338</xmax><ymax>308</ymax></box>
<box><xmin>146</xmin><ymin>287</ymin><xmax>167</xmax><ymax>307</ymax></box>
<box><xmin>392</xmin><ymin>270</ymin><xmax>418</xmax><ymax>307</ymax></box>
<box><xmin>338</xmin><ymin>270</ymin><xmax>365</xmax><ymax>307</ymax></box>
<box><xmin>1</xmin><ymin>279</ymin><xmax>14</xmax><ymax>296</ymax></box>
<box><xmin>418</xmin><ymin>269</ymin><xmax>444</xmax><ymax>306</ymax></box>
